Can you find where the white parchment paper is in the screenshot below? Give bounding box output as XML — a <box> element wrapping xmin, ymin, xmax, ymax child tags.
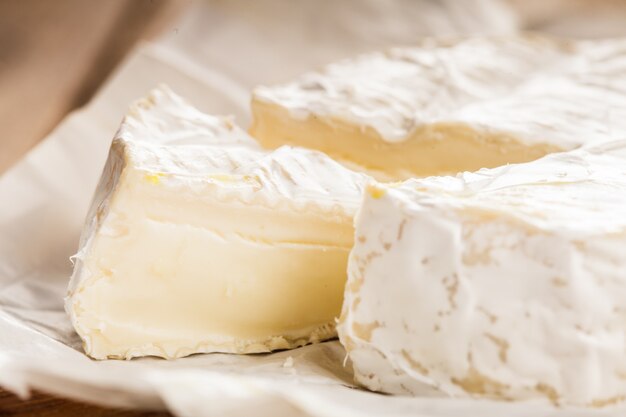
<box><xmin>1</xmin><ymin>1</ymin><xmax>626</xmax><ymax>415</ymax></box>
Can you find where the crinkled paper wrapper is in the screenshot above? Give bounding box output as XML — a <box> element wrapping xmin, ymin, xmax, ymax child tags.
<box><xmin>1</xmin><ymin>1</ymin><xmax>625</xmax><ymax>415</ymax></box>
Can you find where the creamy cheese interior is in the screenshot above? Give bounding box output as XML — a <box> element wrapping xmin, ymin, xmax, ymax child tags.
<box><xmin>67</xmin><ymin>86</ymin><xmax>367</xmax><ymax>359</ymax></box>
<box><xmin>71</xmin><ymin>143</ymin><xmax>357</xmax><ymax>359</ymax></box>
<box><xmin>76</xmin><ymin>167</ymin><xmax>351</xmax><ymax>359</ymax></box>
<box><xmin>251</xmin><ymin>101</ymin><xmax>560</xmax><ymax>180</ymax></box>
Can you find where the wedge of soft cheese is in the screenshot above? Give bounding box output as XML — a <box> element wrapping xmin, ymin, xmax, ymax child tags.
<box><xmin>338</xmin><ymin>140</ymin><xmax>626</xmax><ymax>406</ymax></box>
<box><xmin>251</xmin><ymin>35</ymin><xmax>626</xmax><ymax>180</ymax></box>
<box><xmin>66</xmin><ymin>86</ymin><xmax>368</xmax><ymax>359</ymax></box>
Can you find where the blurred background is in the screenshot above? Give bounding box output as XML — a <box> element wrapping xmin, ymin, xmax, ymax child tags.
<box><xmin>0</xmin><ymin>0</ymin><xmax>187</xmax><ymax>174</ymax></box>
<box><xmin>0</xmin><ymin>0</ymin><xmax>625</xmax><ymax>415</ymax></box>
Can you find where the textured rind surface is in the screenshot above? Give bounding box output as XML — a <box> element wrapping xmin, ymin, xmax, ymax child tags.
<box><xmin>253</xmin><ymin>35</ymin><xmax>626</xmax><ymax>147</ymax></box>
<box><xmin>119</xmin><ymin>84</ymin><xmax>261</xmax><ymax>148</ymax></box>
<box><xmin>66</xmin><ymin>86</ymin><xmax>369</xmax><ymax>359</ymax></box>
<box><xmin>338</xmin><ymin>140</ymin><xmax>626</xmax><ymax>406</ymax></box>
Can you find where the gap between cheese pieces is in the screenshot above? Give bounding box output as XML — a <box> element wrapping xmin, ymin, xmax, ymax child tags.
<box><xmin>66</xmin><ymin>85</ymin><xmax>369</xmax><ymax>360</ymax></box>
<box><xmin>339</xmin><ymin>139</ymin><xmax>626</xmax><ymax>407</ymax></box>
<box><xmin>251</xmin><ymin>35</ymin><xmax>626</xmax><ymax>181</ymax></box>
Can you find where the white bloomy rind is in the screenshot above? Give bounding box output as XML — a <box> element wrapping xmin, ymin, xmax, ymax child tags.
<box><xmin>338</xmin><ymin>140</ymin><xmax>626</xmax><ymax>407</ymax></box>
<box><xmin>254</xmin><ymin>35</ymin><xmax>626</xmax><ymax>147</ymax></box>
<box><xmin>66</xmin><ymin>86</ymin><xmax>369</xmax><ymax>360</ymax></box>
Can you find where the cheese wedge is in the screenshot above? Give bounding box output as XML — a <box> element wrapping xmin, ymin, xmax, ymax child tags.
<box><xmin>66</xmin><ymin>86</ymin><xmax>368</xmax><ymax>359</ymax></box>
<box><xmin>251</xmin><ymin>35</ymin><xmax>626</xmax><ymax>180</ymax></box>
<box><xmin>338</xmin><ymin>140</ymin><xmax>626</xmax><ymax>406</ymax></box>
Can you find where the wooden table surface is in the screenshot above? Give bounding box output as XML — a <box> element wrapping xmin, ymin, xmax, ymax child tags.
<box><xmin>0</xmin><ymin>390</ymin><xmax>171</xmax><ymax>417</ymax></box>
<box><xmin>0</xmin><ymin>0</ymin><xmax>186</xmax><ymax>414</ymax></box>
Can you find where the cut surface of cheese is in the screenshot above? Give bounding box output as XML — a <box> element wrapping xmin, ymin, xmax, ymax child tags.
<box><xmin>66</xmin><ymin>86</ymin><xmax>368</xmax><ymax>359</ymax></box>
<box><xmin>251</xmin><ymin>35</ymin><xmax>626</xmax><ymax>180</ymax></box>
<box><xmin>338</xmin><ymin>140</ymin><xmax>626</xmax><ymax>406</ymax></box>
